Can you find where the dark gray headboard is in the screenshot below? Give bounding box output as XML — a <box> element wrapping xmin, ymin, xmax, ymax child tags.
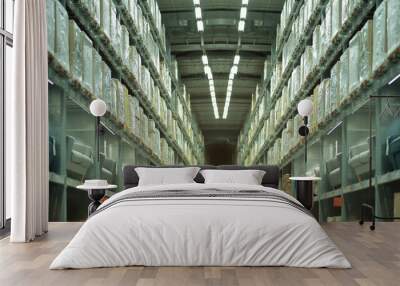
<box><xmin>123</xmin><ymin>165</ymin><xmax>216</xmax><ymax>189</ymax></box>
<box><xmin>123</xmin><ymin>165</ymin><xmax>280</xmax><ymax>189</ymax></box>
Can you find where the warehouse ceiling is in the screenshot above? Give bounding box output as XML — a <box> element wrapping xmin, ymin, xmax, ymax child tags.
<box><xmin>158</xmin><ymin>0</ymin><xmax>283</xmax><ymax>146</ymax></box>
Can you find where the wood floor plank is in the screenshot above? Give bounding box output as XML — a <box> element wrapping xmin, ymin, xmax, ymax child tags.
<box><xmin>0</xmin><ymin>222</ymin><xmax>399</xmax><ymax>286</ymax></box>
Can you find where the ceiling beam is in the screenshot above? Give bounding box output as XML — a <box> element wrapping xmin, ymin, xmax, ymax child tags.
<box><xmin>181</xmin><ymin>72</ymin><xmax>261</xmax><ymax>81</ymax></box>
<box><xmin>171</xmin><ymin>43</ymin><xmax>271</xmax><ymax>54</ymax></box>
<box><xmin>161</xmin><ymin>8</ymin><xmax>282</xmax><ymax>14</ymax></box>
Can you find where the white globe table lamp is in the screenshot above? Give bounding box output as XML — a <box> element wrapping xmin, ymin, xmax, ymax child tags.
<box><xmin>297</xmin><ymin>98</ymin><xmax>313</xmax><ymax>165</ymax></box>
<box><xmin>90</xmin><ymin>99</ymin><xmax>107</xmax><ymax>177</ymax></box>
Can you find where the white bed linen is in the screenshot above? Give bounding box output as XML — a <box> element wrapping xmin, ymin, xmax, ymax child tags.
<box><xmin>50</xmin><ymin>183</ymin><xmax>351</xmax><ymax>269</ymax></box>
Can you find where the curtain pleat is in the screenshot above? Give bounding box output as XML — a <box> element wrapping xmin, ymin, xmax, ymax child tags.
<box><xmin>9</xmin><ymin>0</ymin><xmax>48</xmax><ymax>242</ymax></box>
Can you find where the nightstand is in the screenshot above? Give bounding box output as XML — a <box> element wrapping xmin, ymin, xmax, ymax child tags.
<box><xmin>289</xmin><ymin>177</ymin><xmax>321</xmax><ymax>210</ymax></box>
<box><xmin>77</xmin><ymin>180</ymin><xmax>117</xmax><ymax>216</ymax></box>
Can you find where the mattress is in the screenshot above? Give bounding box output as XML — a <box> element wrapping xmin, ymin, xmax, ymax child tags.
<box><xmin>50</xmin><ymin>183</ymin><xmax>351</xmax><ymax>269</ymax></box>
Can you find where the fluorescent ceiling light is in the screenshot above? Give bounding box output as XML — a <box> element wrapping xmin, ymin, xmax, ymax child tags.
<box><xmin>204</xmin><ymin>65</ymin><xmax>211</xmax><ymax>75</ymax></box>
<box><xmin>195</xmin><ymin>7</ymin><xmax>202</xmax><ymax>19</ymax></box>
<box><xmin>388</xmin><ymin>73</ymin><xmax>400</xmax><ymax>85</ymax></box>
<box><xmin>238</xmin><ymin>20</ymin><xmax>245</xmax><ymax>32</ymax></box>
<box><xmin>240</xmin><ymin>7</ymin><xmax>247</xmax><ymax>19</ymax></box>
<box><xmin>242</xmin><ymin>0</ymin><xmax>249</xmax><ymax>5</ymax></box>
<box><xmin>201</xmin><ymin>55</ymin><xmax>208</xmax><ymax>65</ymax></box>
<box><xmin>233</xmin><ymin>55</ymin><xmax>240</xmax><ymax>65</ymax></box>
<box><xmin>231</xmin><ymin>65</ymin><xmax>238</xmax><ymax>74</ymax></box>
<box><xmin>193</xmin><ymin>0</ymin><xmax>200</xmax><ymax>5</ymax></box>
<box><xmin>197</xmin><ymin>20</ymin><xmax>204</xmax><ymax>32</ymax></box>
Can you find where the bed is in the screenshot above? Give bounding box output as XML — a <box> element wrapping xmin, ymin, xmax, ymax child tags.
<box><xmin>50</xmin><ymin>165</ymin><xmax>351</xmax><ymax>269</ymax></box>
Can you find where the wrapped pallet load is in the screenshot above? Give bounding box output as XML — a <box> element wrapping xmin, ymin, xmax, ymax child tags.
<box><xmin>92</xmin><ymin>0</ymin><xmax>101</xmax><ymax>25</ymax></box>
<box><xmin>122</xmin><ymin>87</ymin><xmax>131</xmax><ymax>131</ymax></box>
<box><xmin>339</xmin><ymin>48</ymin><xmax>349</xmax><ymax>104</ymax></box>
<box><xmin>313</xmin><ymin>25</ymin><xmax>321</xmax><ymax>68</ymax></box>
<box><xmin>373</xmin><ymin>0</ymin><xmax>387</xmax><ymax>72</ymax></box>
<box><xmin>102</xmin><ymin>62</ymin><xmax>112</xmax><ymax>106</ymax></box>
<box><xmin>55</xmin><ymin>1</ymin><xmax>69</xmax><ymax>71</ymax></box>
<box><xmin>121</xmin><ymin>25</ymin><xmax>129</xmax><ymax>64</ymax></box>
<box><xmin>325</xmin><ymin>0</ymin><xmax>332</xmax><ymax>44</ymax></box>
<box><xmin>323</xmin><ymin>78</ymin><xmax>331</xmax><ymax>118</ymax></box>
<box><xmin>317</xmin><ymin>83</ymin><xmax>325</xmax><ymax>125</ymax></box>
<box><xmin>129</xmin><ymin>0</ymin><xmax>137</xmax><ymax>25</ymax></box>
<box><xmin>387</xmin><ymin>0</ymin><xmax>400</xmax><ymax>55</ymax></box>
<box><xmin>82</xmin><ymin>33</ymin><xmax>93</xmax><ymax>92</ymax></box>
<box><xmin>110</xmin><ymin>79</ymin><xmax>119</xmax><ymax>118</ymax></box>
<box><xmin>100</xmin><ymin>0</ymin><xmax>111</xmax><ymax>40</ymax></box>
<box><xmin>68</xmin><ymin>20</ymin><xmax>83</xmax><ymax>81</ymax></box>
<box><xmin>47</xmin><ymin>0</ymin><xmax>55</xmax><ymax>55</ymax></box>
<box><xmin>117</xmin><ymin>83</ymin><xmax>127</xmax><ymax>125</ymax></box>
<box><xmin>330</xmin><ymin>61</ymin><xmax>340</xmax><ymax>113</ymax></box>
<box><xmin>359</xmin><ymin>20</ymin><xmax>373</xmax><ymax>84</ymax></box>
<box><xmin>341</xmin><ymin>0</ymin><xmax>349</xmax><ymax>25</ymax></box>
<box><xmin>331</xmin><ymin>0</ymin><xmax>342</xmax><ymax>40</ymax></box>
<box><xmin>92</xmin><ymin>49</ymin><xmax>103</xmax><ymax>98</ymax></box>
<box><xmin>132</xmin><ymin>97</ymin><xmax>140</xmax><ymax>136</ymax></box>
<box><xmin>348</xmin><ymin>32</ymin><xmax>360</xmax><ymax>93</ymax></box>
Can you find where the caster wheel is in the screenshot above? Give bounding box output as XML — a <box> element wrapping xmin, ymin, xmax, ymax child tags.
<box><xmin>370</xmin><ymin>225</ymin><xmax>375</xmax><ymax>231</ymax></box>
<box><xmin>359</xmin><ymin>220</ymin><xmax>364</xmax><ymax>225</ymax></box>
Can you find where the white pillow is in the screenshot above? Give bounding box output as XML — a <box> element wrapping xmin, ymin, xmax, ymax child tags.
<box><xmin>135</xmin><ymin>167</ymin><xmax>201</xmax><ymax>186</ymax></box>
<box><xmin>200</xmin><ymin>169</ymin><xmax>266</xmax><ymax>185</ymax></box>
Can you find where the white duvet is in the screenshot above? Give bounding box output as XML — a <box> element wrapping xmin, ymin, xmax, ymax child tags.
<box><xmin>50</xmin><ymin>183</ymin><xmax>351</xmax><ymax>269</ymax></box>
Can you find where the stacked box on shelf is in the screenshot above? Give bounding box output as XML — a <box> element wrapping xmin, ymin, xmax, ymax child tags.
<box><xmin>128</xmin><ymin>0</ymin><xmax>137</xmax><ymax>27</ymax></box>
<box><xmin>110</xmin><ymin>2</ymin><xmax>121</xmax><ymax>58</ymax></box>
<box><xmin>118</xmin><ymin>83</ymin><xmax>127</xmax><ymax>125</ymax></box>
<box><xmin>128</xmin><ymin>46</ymin><xmax>141</xmax><ymax>81</ymax></box>
<box><xmin>387</xmin><ymin>0</ymin><xmax>400</xmax><ymax>55</ymax></box>
<box><xmin>123</xmin><ymin>91</ymin><xmax>133</xmax><ymax>133</ymax></box>
<box><xmin>138</xmin><ymin>107</ymin><xmax>145</xmax><ymax>140</ymax></box>
<box><xmin>331</xmin><ymin>0</ymin><xmax>342</xmax><ymax>40</ymax></box>
<box><xmin>141</xmin><ymin>65</ymin><xmax>151</xmax><ymax>99</ymax></box>
<box><xmin>359</xmin><ymin>20</ymin><xmax>373</xmax><ymax>84</ymax></box>
<box><xmin>348</xmin><ymin>32</ymin><xmax>360</xmax><ymax>93</ymax></box>
<box><xmin>341</xmin><ymin>0</ymin><xmax>349</xmax><ymax>25</ymax></box>
<box><xmin>132</xmin><ymin>96</ymin><xmax>140</xmax><ymax>136</ymax></box>
<box><xmin>325</xmin><ymin>0</ymin><xmax>332</xmax><ymax>44</ymax></box>
<box><xmin>47</xmin><ymin>0</ymin><xmax>55</xmax><ymax>55</ymax></box>
<box><xmin>55</xmin><ymin>1</ymin><xmax>69</xmax><ymax>71</ymax></box>
<box><xmin>263</xmin><ymin>59</ymin><xmax>271</xmax><ymax>81</ymax></box>
<box><xmin>339</xmin><ymin>48</ymin><xmax>349</xmax><ymax>104</ymax></box>
<box><xmin>101</xmin><ymin>62</ymin><xmax>111</xmax><ymax>110</ymax></box>
<box><xmin>110</xmin><ymin>79</ymin><xmax>119</xmax><ymax>118</ymax></box>
<box><xmin>92</xmin><ymin>49</ymin><xmax>103</xmax><ymax>98</ymax></box>
<box><xmin>154</xmin><ymin>128</ymin><xmax>161</xmax><ymax>157</ymax></box>
<box><xmin>323</xmin><ymin>78</ymin><xmax>331</xmax><ymax>118</ymax></box>
<box><xmin>373</xmin><ymin>0</ymin><xmax>387</xmax><ymax>72</ymax></box>
<box><xmin>313</xmin><ymin>25</ymin><xmax>321</xmax><ymax>69</ymax></box>
<box><xmin>330</xmin><ymin>61</ymin><xmax>340</xmax><ymax>113</ymax></box>
<box><xmin>320</xmin><ymin>16</ymin><xmax>328</xmax><ymax>58</ymax></box>
<box><xmin>121</xmin><ymin>25</ymin><xmax>129</xmax><ymax>63</ymax></box>
<box><xmin>68</xmin><ymin>20</ymin><xmax>82</xmax><ymax>81</ymax></box>
<box><xmin>143</xmin><ymin>113</ymin><xmax>149</xmax><ymax>148</ymax></box>
<box><xmin>316</xmin><ymin>82</ymin><xmax>325</xmax><ymax>125</ymax></box>
<box><xmin>82</xmin><ymin>33</ymin><xmax>93</xmax><ymax>92</ymax></box>
<box><xmin>100</xmin><ymin>0</ymin><xmax>111</xmax><ymax>40</ymax></box>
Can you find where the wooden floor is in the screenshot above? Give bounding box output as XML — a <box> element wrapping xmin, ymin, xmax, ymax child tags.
<box><xmin>0</xmin><ymin>222</ymin><xmax>399</xmax><ymax>286</ymax></box>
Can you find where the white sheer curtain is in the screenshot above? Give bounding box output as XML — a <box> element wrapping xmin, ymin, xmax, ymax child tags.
<box><xmin>6</xmin><ymin>0</ymin><xmax>49</xmax><ymax>242</ymax></box>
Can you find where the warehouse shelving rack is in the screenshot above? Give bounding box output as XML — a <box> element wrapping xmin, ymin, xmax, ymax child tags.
<box><xmin>239</xmin><ymin>0</ymin><xmax>329</xmax><ymax>162</ymax></box>
<box><xmin>65</xmin><ymin>0</ymin><xmax>203</xmax><ymax>165</ymax></box>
